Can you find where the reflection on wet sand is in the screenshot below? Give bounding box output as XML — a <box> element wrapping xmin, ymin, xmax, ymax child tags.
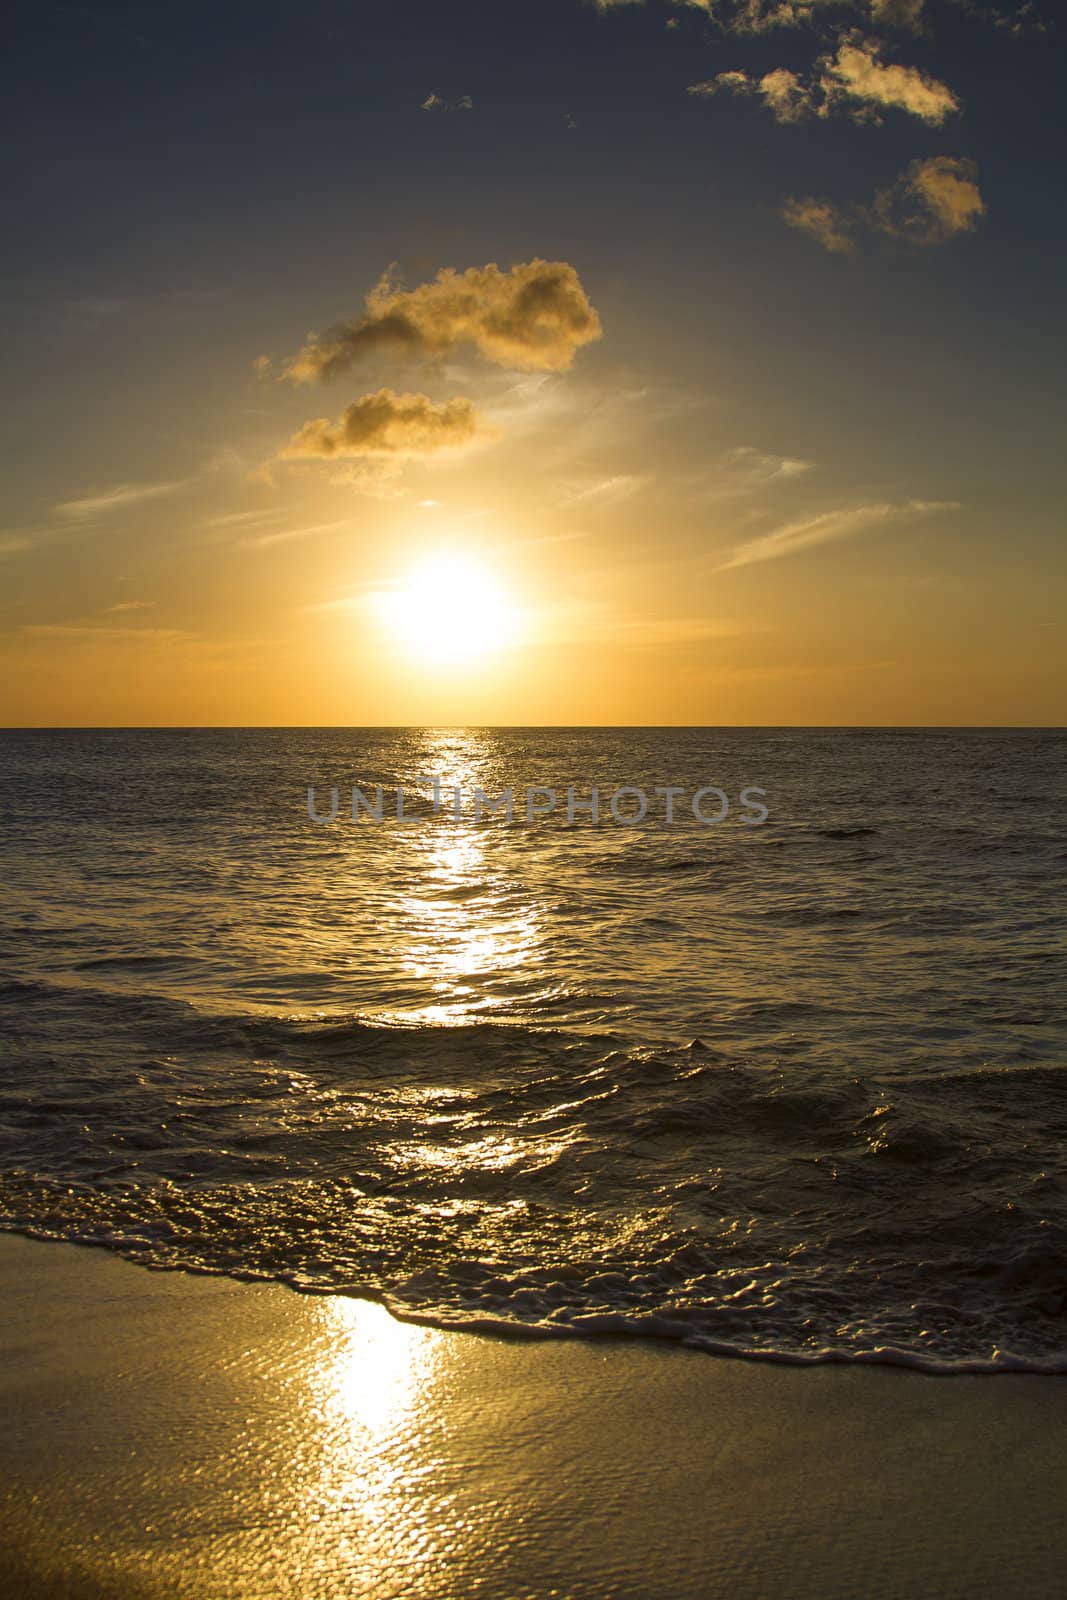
<box><xmin>304</xmin><ymin>1298</ymin><xmax>455</xmax><ymax>1583</ymax></box>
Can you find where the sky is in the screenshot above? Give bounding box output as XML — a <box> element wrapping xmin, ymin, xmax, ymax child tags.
<box><xmin>1</xmin><ymin>0</ymin><xmax>1064</xmax><ymax>726</ymax></box>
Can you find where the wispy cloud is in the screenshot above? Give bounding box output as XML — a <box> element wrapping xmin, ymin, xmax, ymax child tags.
<box><xmin>203</xmin><ymin>506</ymin><xmax>294</xmax><ymax>530</ymax></box>
<box><xmin>20</xmin><ymin>624</ymin><xmax>190</xmax><ymax>642</ymax></box>
<box><xmin>53</xmin><ymin>480</ymin><xmax>190</xmax><ymax>522</ymax></box>
<box><xmin>558</xmin><ymin>473</ymin><xmax>653</xmax><ymax>507</ymax></box>
<box><xmin>241</xmin><ymin>519</ymin><xmax>354</xmax><ymax>550</ymax></box>
<box><xmin>105</xmin><ymin>600</ymin><xmax>156</xmax><ymax>613</ymax></box>
<box><xmin>720</xmin><ymin>498</ymin><xmax>961</xmax><ymax>569</ymax></box>
<box><xmin>605</xmin><ymin>616</ymin><xmax>747</xmax><ymax>647</ymax></box>
<box><xmin>681</xmin><ymin>446</ymin><xmax>816</xmax><ymax>507</ymax></box>
<box><xmin>0</xmin><ymin>533</ymin><xmax>31</xmax><ymax>559</ymax></box>
<box><xmin>728</xmin><ymin>445</ymin><xmax>815</xmax><ymax>483</ymax></box>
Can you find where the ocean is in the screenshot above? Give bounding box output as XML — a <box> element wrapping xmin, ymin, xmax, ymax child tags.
<box><xmin>1</xmin><ymin>727</ymin><xmax>1065</xmax><ymax>1370</ymax></box>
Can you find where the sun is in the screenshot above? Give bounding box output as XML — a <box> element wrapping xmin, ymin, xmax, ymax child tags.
<box><xmin>372</xmin><ymin>553</ymin><xmax>522</xmax><ymax>666</ymax></box>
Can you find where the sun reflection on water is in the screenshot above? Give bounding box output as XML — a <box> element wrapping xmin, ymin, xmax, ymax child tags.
<box><xmin>386</xmin><ymin>733</ymin><xmax>544</xmax><ymax>1024</ymax></box>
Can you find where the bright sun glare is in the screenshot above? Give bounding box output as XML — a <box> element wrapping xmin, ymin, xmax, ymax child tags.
<box><xmin>373</xmin><ymin>553</ymin><xmax>521</xmax><ymax>666</ymax></box>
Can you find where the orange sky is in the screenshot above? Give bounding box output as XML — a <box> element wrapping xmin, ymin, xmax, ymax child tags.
<box><xmin>2</xmin><ymin>0</ymin><xmax>1063</xmax><ymax>725</ymax></box>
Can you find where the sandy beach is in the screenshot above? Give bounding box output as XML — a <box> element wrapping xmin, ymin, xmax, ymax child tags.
<box><xmin>0</xmin><ymin>1232</ymin><xmax>1064</xmax><ymax>1599</ymax></box>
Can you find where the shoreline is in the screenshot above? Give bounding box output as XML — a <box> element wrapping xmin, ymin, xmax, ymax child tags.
<box><xmin>3</xmin><ymin>1224</ymin><xmax>1062</xmax><ymax>1376</ymax></box>
<box><xmin>3</xmin><ymin>1233</ymin><xmax>1067</xmax><ymax>1599</ymax></box>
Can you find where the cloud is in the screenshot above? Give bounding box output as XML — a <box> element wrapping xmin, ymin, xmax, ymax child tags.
<box><xmin>869</xmin><ymin>0</ymin><xmax>926</xmax><ymax>28</ymax></box>
<box><xmin>720</xmin><ymin>499</ymin><xmax>960</xmax><ymax>568</ymax></box>
<box><xmin>279</xmin><ymin>389</ymin><xmax>495</xmax><ymax>462</ymax></box>
<box><xmin>822</xmin><ymin>41</ymin><xmax>958</xmax><ymax>123</ymax></box>
<box><xmin>682</xmin><ymin>445</ymin><xmax>815</xmax><ymax>509</ymax></box>
<box><xmin>286</xmin><ymin>259</ymin><xmax>602</xmax><ymax>382</ymax></box>
<box><xmin>955</xmin><ymin>0</ymin><xmax>1047</xmax><ymax>35</ymax></box>
<box><xmin>105</xmin><ymin>600</ymin><xmax>155</xmax><ymax>613</ymax></box>
<box><xmin>0</xmin><ymin>534</ymin><xmax>30</xmax><ymax>558</ymax></box>
<box><xmin>785</xmin><ymin>158</ymin><xmax>985</xmax><ymax>251</ymax></box>
<box><xmin>602</xmin><ymin>0</ymin><xmax>926</xmax><ymax>30</ymax></box>
<box><xmin>781</xmin><ymin>195</ymin><xmax>856</xmax><ymax>252</ymax></box>
<box><xmin>691</xmin><ymin>40</ymin><xmax>958</xmax><ymax>125</ymax></box>
<box><xmin>876</xmin><ymin>155</ymin><xmax>986</xmax><ymax>240</ymax></box>
<box><xmin>53</xmin><ymin>480</ymin><xmax>189</xmax><ymax>521</ymax></box>
<box><xmin>689</xmin><ymin>67</ymin><xmax>813</xmax><ymax>122</ymax></box>
<box><xmin>594</xmin><ymin>0</ymin><xmax>721</xmax><ymax>12</ymax></box>
<box><xmin>421</xmin><ymin>92</ymin><xmax>473</xmax><ymax>112</ymax></box>
<box><xmin>693</xmin><ymin>1</ymin><xmax>851</xmax><ymax>32</ymax></box>
<box><xmin>691</xmin><ymin>65</ymin><xmax>814</xmax><ymax>121</ymax></box>
<box><xmin>599</xmin><ymin>0</ymin><xmax>1043</xmax><ymax>33</ymax></box>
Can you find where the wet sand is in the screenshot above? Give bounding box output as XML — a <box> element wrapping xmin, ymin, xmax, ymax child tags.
<box><xmin>1</xmin><ymin>1232</ymin><xmax>1064</xmax><ymax>1600</ymax></box>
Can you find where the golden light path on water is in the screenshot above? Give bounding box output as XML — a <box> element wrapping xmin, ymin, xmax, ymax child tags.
<box><xmin>378</xmin><ymin>730</ymin><xmax>545</xmax><ymax>1027</ymax></box>
<box><xmin>299</xmin><ymin>732</ymin><xmax>545</xmax><ymax>1582</ymax></box>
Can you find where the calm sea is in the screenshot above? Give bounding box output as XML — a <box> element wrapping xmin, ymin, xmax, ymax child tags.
<box><xmin>1</xmin><ymin>728</ymin><xmax>1065</xmax><ymax>1369</ymax></box>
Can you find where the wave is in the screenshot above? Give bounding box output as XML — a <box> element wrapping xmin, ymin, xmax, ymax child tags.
<box><xmin>2</xmin><ymin>976</ymin><xmax>1066</xmax><ymax>1373</ymax></box>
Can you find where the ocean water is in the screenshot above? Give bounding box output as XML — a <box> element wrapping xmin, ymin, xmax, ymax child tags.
<box><xmin>1</xmin><ymin>727</ymin><xmax>1065</xmax><ymax>1371</ymax></box>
